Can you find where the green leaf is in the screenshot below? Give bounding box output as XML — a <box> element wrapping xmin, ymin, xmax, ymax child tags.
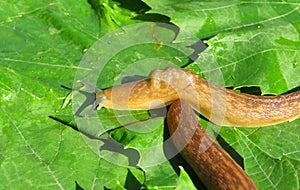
<box><xmin>0</xmin><ymin>0</ymin><xmax>135</xmax><ymax>189</ymax></box>
<box><xmin>219</xmin><ymin>122</ymin><xmax>300</xmax><ymax>190</ymax></box>
<box><xmin>142</xmin><ymin>0</ymin><xmax>300</xmax><ymax>38</ymax></box>
<box><xmin>1</xmin><ymin>0</ymin><xmax>300</xmax><ymax>190</ymax></box>
<box><xmin>175</xmin><ymin>166</ymin><xmax>197</xmax><ymax>190</ymax></box>
<box><xmin>190</xmin><ymin>21</ymin><xmax>300</xmax><ymax>94</ymax></box>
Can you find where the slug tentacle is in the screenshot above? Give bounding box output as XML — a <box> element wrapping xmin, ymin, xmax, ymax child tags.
<box><xmin>75</xmin><ymin>80</ymin><xmax>104</xmax><ymax>116</ymax></box>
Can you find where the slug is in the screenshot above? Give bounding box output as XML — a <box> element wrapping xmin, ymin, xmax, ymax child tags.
<box><xmin>92</xmin><ymin>67</ymin><xmax>300</xmax><ymax>127</ymax></box>
<box><xmin>167</xmin><ymin>100</ymin><xmax>258</xmax><ymax>190</ymax></box>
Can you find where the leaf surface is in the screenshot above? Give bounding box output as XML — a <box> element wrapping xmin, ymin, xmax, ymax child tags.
<box><xmin>1</xmin><ymin>0</ymin><xmax>300</xmax><ymax>190</ymax></box>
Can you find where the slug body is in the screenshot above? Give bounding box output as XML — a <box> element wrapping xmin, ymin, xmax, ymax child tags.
<box><xmin>97</xmin><ymin>67</ymin><xmax>300</xmax><ymax>127</ymax></box>
<box><xmin>167</xmin><ymin>100</ymin><xmax>258</xmax><ymax>190</ymax></box>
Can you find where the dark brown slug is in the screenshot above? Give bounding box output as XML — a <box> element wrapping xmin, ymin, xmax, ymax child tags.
<box><xmin>167</xmin><ymin>100</ymin><xmax>258</xmax><ymax>190</ymax></box>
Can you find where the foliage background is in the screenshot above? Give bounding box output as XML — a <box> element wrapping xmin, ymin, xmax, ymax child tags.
<box><xmin>1</xmin><ymin>0</ymin><xmax>300</xmax><ymax>189</ymax></box>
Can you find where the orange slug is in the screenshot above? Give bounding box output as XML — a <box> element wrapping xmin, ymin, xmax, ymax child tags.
<box><xmin>167</xmin><ymin>100</ymin><xmax>258</xmax><ymax>190</ymax></box>
<box><xmin>90</xmin><ymin>67</ymin><xmax>300</xmax><ymax>127</ymax></box>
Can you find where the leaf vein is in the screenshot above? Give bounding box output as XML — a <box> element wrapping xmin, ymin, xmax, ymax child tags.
<box><xmin>7</xmin><ymin>115</ymin><xmax>65</xmax><ymax>189</ymax></box>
